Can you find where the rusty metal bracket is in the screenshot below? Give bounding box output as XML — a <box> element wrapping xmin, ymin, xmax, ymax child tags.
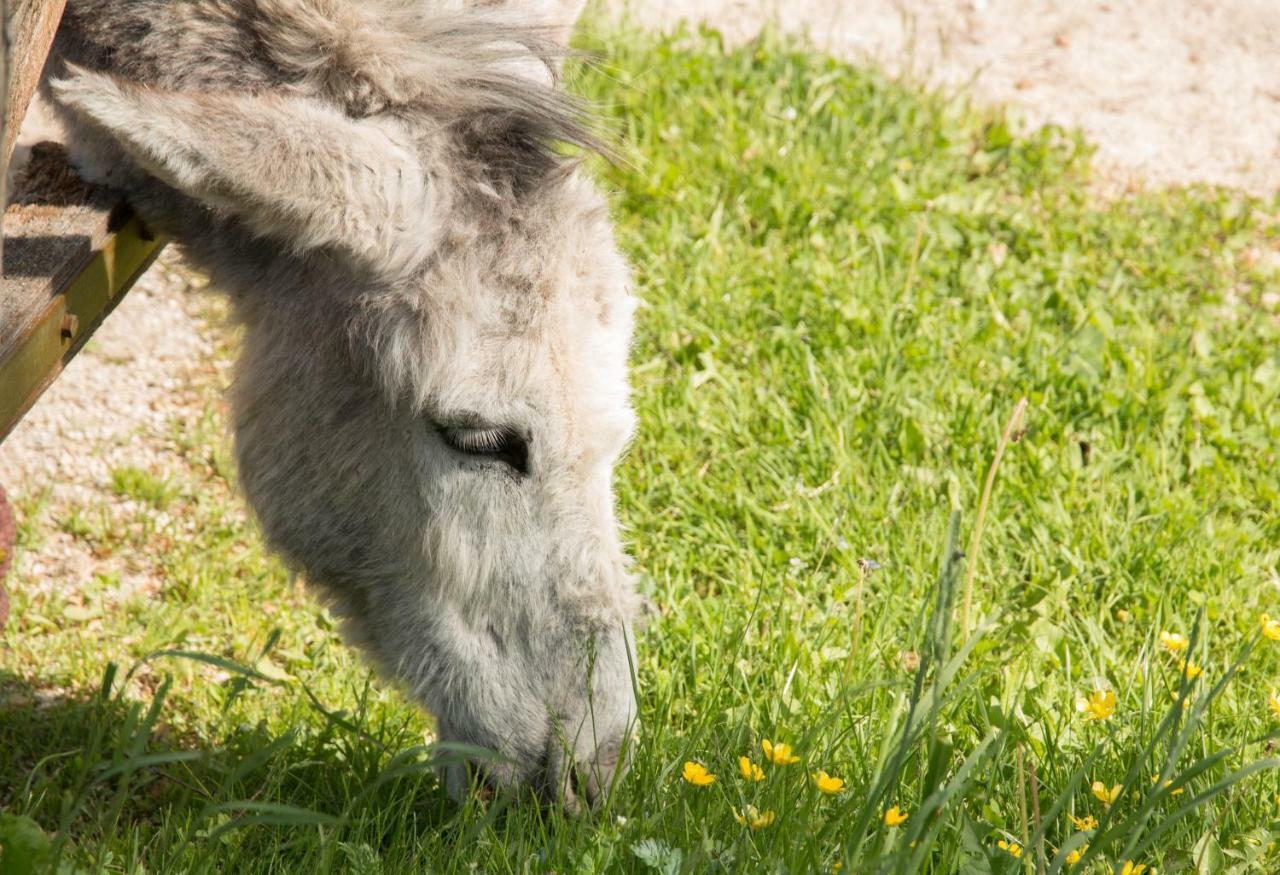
<box><xmin>0</xmin><ymin>212</ymin><xmax>166</xmax><ymax>442</ymax></box>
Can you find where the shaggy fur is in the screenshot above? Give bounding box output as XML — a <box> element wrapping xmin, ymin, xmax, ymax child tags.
<box><xmin>46</xmin><ymin>0</ymin><xmax>638</xmax><ymax>809</ymax></box>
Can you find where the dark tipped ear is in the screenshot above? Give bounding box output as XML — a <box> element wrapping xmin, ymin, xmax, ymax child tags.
<box><xmin>50</xmin><ymin>67</ymin><xmax>438</xmax><ymax>277</ymax></box>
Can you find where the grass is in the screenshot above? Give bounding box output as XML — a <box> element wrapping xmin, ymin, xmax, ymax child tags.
<box><xmin>3</xmin><ymin>20</ymin><xmax>1280</xmax><ymax>874</ymax></box>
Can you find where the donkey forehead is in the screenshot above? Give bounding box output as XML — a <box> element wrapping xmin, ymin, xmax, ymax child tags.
<box><xmin>378</xmin><ymin>177</ymin><xmax>636</xmax><ymax>448</ymax></box>
<box><xmin>433</xmin><ymin>308</ymin><xmax>635</xmax><ymax>458</ymax></box>
<box><xmin>434</xmin><ymin>264</ymin><xmax>635</xmax><ymax>451</ymax></box>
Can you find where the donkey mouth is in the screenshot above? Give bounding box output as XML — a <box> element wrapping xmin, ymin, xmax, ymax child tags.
<box><xmin>543</xmin><ymin>732</ymin><xmax>629</xmax><ymax>815</ymax></box>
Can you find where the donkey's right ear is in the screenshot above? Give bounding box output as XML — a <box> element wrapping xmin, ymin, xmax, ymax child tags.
<box><xmin>50</xmin><ymin>67</ymin><xmax>439</xmax><ymax>277</ymax></box>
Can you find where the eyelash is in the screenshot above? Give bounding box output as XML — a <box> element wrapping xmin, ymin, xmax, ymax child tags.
<box><xmin>444</xmin><ymin>428</ymin><xmax>506</xmax><ymax>454</ymax></box>
<box><xmin>440</xmin><ymin>426</ymin><xmax>530</xmax><ymax>475</ymax></box>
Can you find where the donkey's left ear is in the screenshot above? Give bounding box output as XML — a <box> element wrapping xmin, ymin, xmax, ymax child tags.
<box><xmin>51</xmin><ymin>67</ymin><xmax>439</xmax><ymax>278</ymax></box>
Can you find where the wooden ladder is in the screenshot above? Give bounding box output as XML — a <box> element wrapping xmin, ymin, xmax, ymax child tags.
<box><xmin>0</xmin><ymin>0</ymin><xmax>166</xmax><ymax>444</ymax></box>
<box><xmin>0</xmin><ymin>0</ymin><xmax>167</xmax><ymax>626</ymax></box>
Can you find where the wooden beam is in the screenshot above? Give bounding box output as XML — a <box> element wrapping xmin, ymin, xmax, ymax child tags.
<box><xmin>3</xmin><ymin>0</ymin><xmax>67</xmax><ymax>170</ymax></box>
<box><xmin>0</xmin><ymin>142</ymin><xmax>166</xmax><ymax>442</ymax></box>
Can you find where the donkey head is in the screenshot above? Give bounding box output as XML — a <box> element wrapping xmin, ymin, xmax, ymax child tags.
<box><xmin>50</xmin><ymin>0</ymin><xmax>638</xmax><ymax>809</ymax></box>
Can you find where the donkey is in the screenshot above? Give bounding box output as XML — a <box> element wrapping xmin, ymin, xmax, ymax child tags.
<box><xmin>44</xmin><ymin>0</ymin><xmax>639</xmax><ymax>810</ymax></box>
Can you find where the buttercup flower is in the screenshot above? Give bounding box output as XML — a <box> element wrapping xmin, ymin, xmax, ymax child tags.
<box><xmin>682</xmin><ymin>761</ymin><xmax>715</xmax><ymax>786</ymax></box>
<box><xmin>1151</xmin><ymin>776</ymin><xmax>1184</xmax><ymax>796</ymax></box>
<box><xmin>1091</xmin><ymin>781</ymin><xmax>1121</xmax><ymax>806</ymax></box>
<box><xmin>733</xmin><ymin>804</ymin><xmax>776</xmax><ymax>830</ymax></box>
<box><xmin>762</xmin><ymin>739</ymin><xmax>801</xmax><ymax>765</ymax></box>
<box><xmin>1177</xmin><ymin>658</ymin><xmax>1203</xmax><ymax>681</ymax></box>
<box><xmin>1119</xmin><ymin>862</ymin><xmax>1147</xmax><ymax>875</ymax></box>
<box><xmin>1076</xmin><ymin>689</ymin><xmax>1116</xmax><ymax>722</ymax></box>
<box><xmin>1262</xmin><ymin>614</ymin><xmax>1280</xmax><ymax>641</ymax></box>
<box><xmin>1066</xmin><ymin>845</ymin><xmax>1087</xmax><ymax>865</ymax></box>
<box><xmin>883</xmin><ymin>805</ymin><xmax>908</xmax><ymax>826</ymax></box>
<box><xmin>1069</xmin><ymin>814</ymin><xmax>1098</xmax><ymax>830</ymax></box>
<box><xmin>1269</xmin><ymin>691</ymin><xmax>1280</xmax><ymax>718</ymax></box>
<box><xmin>813</xmin><ymin>770</ymin><xmax>846</xmax><ymax>795</ymax></box>
<box><xmin>738</xmin><ymin>756</ymin><xmax>765</xmax><ymax>782</ymax></box>
<box><xmin>1159</xmin><ymin>631</ymin><xmax>1188</xmax><ymax>653</ymax></box>
<box><xmin>997</xmin><ymin>839</ymin><xmax>1023</xmax><ymax>858</ymax></box>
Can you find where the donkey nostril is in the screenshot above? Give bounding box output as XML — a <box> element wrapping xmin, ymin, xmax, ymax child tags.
<box><xmin>567</xmin><ymin>762</ymin><xmax>589</xmax><ymax>812</ymax></box>
<box><xmin>581</xmin><ymin>764</ymin><xmax>605</xmax><ymax>810</ymax></box>
<box><xmin>544</xmin><ymin>735</ymin><xmax>583</xmax><ymax>815</ymax></box>
<box><xmin>581</xmin><ymin>735</ymin><xmax>629</xmax><ymax>810</ymax></box>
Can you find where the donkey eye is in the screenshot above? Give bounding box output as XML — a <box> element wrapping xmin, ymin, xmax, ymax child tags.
<box><xmin>440</xmin><ymin>426</ymin><xmax>529</xmax><ymax>475</ymax></box>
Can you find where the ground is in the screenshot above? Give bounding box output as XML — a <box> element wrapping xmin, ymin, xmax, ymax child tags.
<box><xmin>3</xmin><ymin>5</ymin><xmax>1280</xmax><ymax>874</ymax></box>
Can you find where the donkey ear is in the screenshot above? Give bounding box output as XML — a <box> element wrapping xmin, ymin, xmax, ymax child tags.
<box><xmin>50</xmin><ymin>67</ymin><xmax>438</xmax><ymax>277</ymax></box>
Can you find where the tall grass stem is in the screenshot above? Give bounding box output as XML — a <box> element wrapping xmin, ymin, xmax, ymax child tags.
<box><xmin>960</xmin><ymin>397</ymin><xmax>1028</xmax><ymax>638</ymax></box>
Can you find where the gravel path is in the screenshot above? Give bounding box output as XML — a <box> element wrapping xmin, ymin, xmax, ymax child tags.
<box><xmin>3</xmin><ymin>1</ymin><xmax>1277</xmax><ymax>595</ymax></box>
<box><xmin>609</xmin><ymin>0</ymin><xmax>1280</xmax><ymax>194</ymax></box>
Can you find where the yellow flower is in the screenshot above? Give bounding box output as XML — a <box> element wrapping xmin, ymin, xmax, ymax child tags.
<box><xmin>761</xmin><ymin>738</ymin><xmax>801</xmax><ymax>765</ymax></box>
<box><xmin>997</xmin><ymin>839</ymin><xmax>1023</xmax><ymax>858</ymax></box>
<box><xmin>1177</xmin><ymin>658</ymin><xmax>1203</xmax><ymax>681</ymax></box>
<box><xmin>738</xmin><ymin>756</ymin><xmax>765</xmax><ymax>782</ymax></box>
<box><xmin>1119</xmin><ymin>862</ymin><xmax>1147</xmax><ymax>875</ymax></box>
<box><xmin>813</xmin><ymin>770</ymin><xmax>846</xmax><ymax>795</ymax></box>
<box><xmin>1069</xmin><ymin>813</ymin><xmax>1098</xmax><ymax>830</ymax></box>
<box><xmin>733</xmin><ymin>804</ymin><xmax>775</xmax><ymax>830</ymax></box>
<box><xmin>1092</xmin><ymin>781</ymin><xmax>1121</xmax><ymax>806</ymax></box>
<box><xmin>1159</xmin><ymin>631</ymin><xmax>1188</xmax><ymax>653</ymax></box>
<box><xmin>1269</xmin><ymin>691</ymin><xmax>1280</xmax><ymax>718</ymax></box>
<box><xmin>1076</xmin><ymin>688</ymin><xmax>1116</xmax><ymax>722</ymax></box>
<box><xmin>1066</xmin><ymin>844</ymin><xmax>1088</xmax><ymax>865</ymax></box>
<box><xmin>1262</xmin><ymin>614</ymin><xmax>1280</xmax><ymax>641</ymax></box>
<box><xmin>883</xmin><ymin>805</ymin><xmax>908</xmax><ymax>826</ymax></box>
<box><xmin>682</xmin><ymin>761</ymin><xmax>715</xmax><ymax>786</ymax></box>
<box><xmin>1151</xmin><ymin>776</ymin><xmax>1184</xmax><ymax>796</ymax></box>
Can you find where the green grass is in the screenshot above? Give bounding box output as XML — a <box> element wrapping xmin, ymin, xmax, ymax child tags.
<box><xmin>4</xmin><ymin>22</ymin><xmax>1280</xmax><ymax>874</ymax></box>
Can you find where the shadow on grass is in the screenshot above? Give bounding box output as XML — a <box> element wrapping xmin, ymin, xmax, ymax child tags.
<box><xmin>0</xmin><ymin>668</ymin><xmax>462</xmax><ymax>872</ymax></box>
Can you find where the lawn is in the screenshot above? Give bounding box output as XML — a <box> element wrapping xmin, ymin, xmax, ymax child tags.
<box><xmin>3</xmin><ymin>20</ymin><xmax>1280</xmax><ymax>875</ymax></box>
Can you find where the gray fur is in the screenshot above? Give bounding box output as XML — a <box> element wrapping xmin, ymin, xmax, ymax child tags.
<box><xmin>47</xmin><ymin>0</ymin><xmax>637</xmax><ymax>809</ymax></box>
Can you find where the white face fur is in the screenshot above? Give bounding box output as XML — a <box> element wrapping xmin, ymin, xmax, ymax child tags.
<box><xmin>389</xmin><ymin>176</ymin><xmax>642</xmax><ymax>804</ymax></box>
<box><xmin>228</xmin><ymin>170</ymin><xmax>643</xmax><ymax>808</ymax></box>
